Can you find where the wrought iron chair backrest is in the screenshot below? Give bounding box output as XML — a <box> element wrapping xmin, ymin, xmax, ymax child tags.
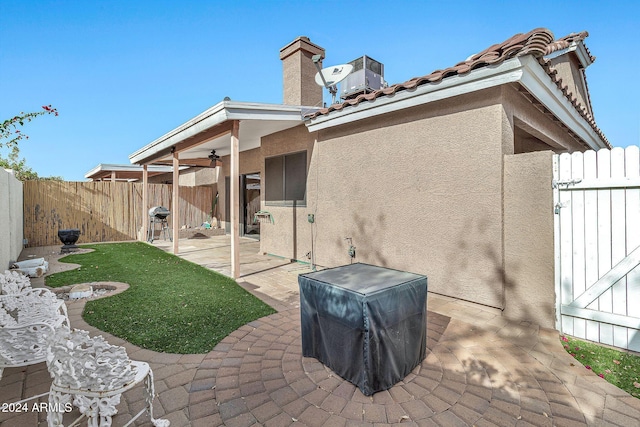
<box><xmin>0</xmin><ymin>270</ymin><xmax>33</xmax><ymax>295</ymax></box>
<box><xmin>46</xmin><ymin>327</ymin><xmax>137</xmax><ymax>391</ymax></box>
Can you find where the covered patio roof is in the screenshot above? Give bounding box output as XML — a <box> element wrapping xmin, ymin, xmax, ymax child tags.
<box><xmin>84</xmin><ymin>163</ymin><xmax>186</xmax><ymax>182</ymax></box>
<box><xmin>128</xmin><ymin>100</ymin><xmax>318</xmax><ymax>279</ymax></box>
<box><xmin>129</xmin><ymin>100</ymin><xmax>316</xmax><ymax>166</ymax></box>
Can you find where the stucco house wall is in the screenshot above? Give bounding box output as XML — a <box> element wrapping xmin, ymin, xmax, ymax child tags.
<box><xmin>259</xmin><ymin>125</ymin><xmax>316</xmax><ymax>260</ymax></box>
<box><xmin>259</xmin><ymin>84</ymin><xmax>591</xmax><ymax>315</ymax></box>
<box><xmin>0</xmin><ymin>169</ymin><xmax>24</xmax><ymax>270</ymax></box>
<box><xmin>258</xmin><ymin>88</ymin><xmax>506</xmax><ymax>307</ymax></box>
<box><xmin>503</xmin><ymin>151</ymin><xmax>555</xmax><ymax>328</ymax></box>
<box><xmin>312</xmin><ymin>89</ymin><xmax>506</xmax><ymax>307</ymax></box>
<box><xmin>548</xmin><ymin>55</ymin><xmax>590</xmax><ymax>116</ymax></box>
<box><xmin>178</xmin><ymin>167</ymin><xmax>218</xmax><ymax>187</ymax></box>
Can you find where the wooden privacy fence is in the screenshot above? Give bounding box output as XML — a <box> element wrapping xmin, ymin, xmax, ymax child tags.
<box><xmin>554</xmin><ymin>147</ymin><xmax>640</xmax><ymax>352</ymax></box>
<box><xmin>23</xmin><ymin>181</ymin><xmax>214</xmax><ymax>247</ymax></box>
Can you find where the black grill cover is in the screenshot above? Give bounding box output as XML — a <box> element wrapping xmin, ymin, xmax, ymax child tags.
<box><xmin>299</xmin><ymin>263</ymin><xmax>427</xmax><ymax>395</ymax></box>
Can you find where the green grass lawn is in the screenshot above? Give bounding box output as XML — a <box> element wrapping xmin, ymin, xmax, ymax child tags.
<box><xmin>561</xmin><ymin>335</ymin><xmax>640</xmax><ymax>399</ymax></box>
<box><xmin>46</xmin><ymin>242</ymin><xmax>276</xmax><ymax>354</ymax></box>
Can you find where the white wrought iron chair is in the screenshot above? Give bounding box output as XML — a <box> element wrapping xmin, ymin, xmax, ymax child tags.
<box><xmin>0</xmin><ymin>284</ymin><xmax>70</xmax><ymax>381</ymax></box>
<box><xmin>0</xmin><ymin>269</ymin><xmax>34</xmax><ymax>295</ymax></box>
<box><xmin>45</xmin><ymin>327</ymin><xmax>169</xmax><ymax>427</ymax></box>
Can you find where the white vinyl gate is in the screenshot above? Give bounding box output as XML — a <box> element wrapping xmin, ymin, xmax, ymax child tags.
<box><xmin>554</xmin><ymin>147</ymin><xmax>640</xmax><ymax>352</ymax></box>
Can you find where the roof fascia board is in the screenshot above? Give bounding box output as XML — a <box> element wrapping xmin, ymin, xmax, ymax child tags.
<box><xmin>85</xmin><ymin>164</ymin><xmax>184</xmax><ymax>179</ymax></box>
<box><xmin>544</xmin><ymin>42</ymin><xmax>593</xmax><ymax>69</ymax></box>
<box><xmin>224</xmin><ymin>101</ymin><xmax>315</xmax><ymax>114</ymax></box>
<box><xmin>129</xmin><ymin>101</ymin><xmax>318</xmax><ymax>165</ymax></box>
<box><xmin>307</xmin><ymin>56</ymin><xmax>605</xmax><ymax>150</ymax></box>
<box><xmin>129</xmin><ymin>102</ymin><xmax>229</xmax><ymax>164</ymax></box>
<box><xmin>225</xmin><ymin>108</ymin><xmax>307</xmax><ymax>121</ymax></box>
<box><xmin>518</xmin><ymin>55</ymin><xmax>604</xmax><ymax>149</ymax></box>
<box><xmin>84</xmin><ymin>164</ymin><xmax>105</xmax><ymax>177</ymax></box>
<box><xmin>306</xmin><ymin>60</ymin><xmax>525</xmax><ymax>132</ymax></box>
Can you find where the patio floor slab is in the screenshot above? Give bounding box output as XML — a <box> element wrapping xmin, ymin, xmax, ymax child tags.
<box><xmin>2</xmin><ymin>236</ymin><xmax>640</xmax><ymax>426</ymax></box>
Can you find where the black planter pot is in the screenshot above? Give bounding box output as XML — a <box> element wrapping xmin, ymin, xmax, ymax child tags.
<box><xmin>58</xmin><ymin>229</ymin><xmax>81</xmax><ymax>253</ymax></box>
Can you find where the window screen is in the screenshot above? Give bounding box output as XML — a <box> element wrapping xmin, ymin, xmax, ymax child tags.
<box><xmin>265</xmin><ymin>151</ymin><xmax>306</xmax><ymax>206</ymax></box>
<box><xmin>265</xmin><ymin>156</ymin><xmax>284</xmax><ymax>202</ymax></box>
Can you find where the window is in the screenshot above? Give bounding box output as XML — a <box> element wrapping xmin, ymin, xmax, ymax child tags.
<box><xmin>265</xmin><ymin>151</ymin><xmax>307</xmax><ymax>206</ymax></box>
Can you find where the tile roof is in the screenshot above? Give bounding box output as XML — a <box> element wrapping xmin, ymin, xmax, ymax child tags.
<box><xmin>545</xmin><ymin>31</ymin><xmax>595</xmax><ymax>62</ymax></box>
<box><xmin>308</xmin><ymin>28</ymin><xmax>610</xmax><ymax>149</ymax></box>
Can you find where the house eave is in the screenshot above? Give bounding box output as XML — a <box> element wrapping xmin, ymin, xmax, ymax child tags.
<box><xmin>84</xmin><ymin>163</ymin><xmax>183</xmax><ymax>180</ymax></box>
<box><xmin>129</xmin><ymin>101</ymin><xmax>228</xmax><ymax>165</ymax></box>
<box><xmin>543</xmin><ymin>42</ymin><xmax>593</xmax><ymax>69</ymax></box>
<box><xmin>129</xmin><ymin>101</ymin><xmax>318</xmax><ymax>165</ymax></box>
<box><xmin>306</xmin><ymin>55</ymin><xmax>606</xmax><ymax>150</ymax></box>
<box><xmin>518</xmin><ymin>55</ymin><xmax>605</xmax><ymax>150</ymax></box>
<box><xmin>306</xmin><ymin>59</ymin><xmax>525</xmax><ymax>132</ymax></box>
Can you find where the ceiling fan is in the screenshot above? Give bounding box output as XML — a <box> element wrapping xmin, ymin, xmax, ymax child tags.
<box><xmin>208</xmin><ymin>150</ymin><xmax>220</xmax><ymax>167</ymax></box>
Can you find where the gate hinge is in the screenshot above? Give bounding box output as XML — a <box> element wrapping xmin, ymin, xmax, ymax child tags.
<box><xmin>552</xmin><ymin>179</ymin><xmax>582</xmax><ymax>189</ymax></box>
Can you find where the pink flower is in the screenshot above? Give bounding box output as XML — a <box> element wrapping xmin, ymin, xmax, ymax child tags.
<box><xmin>613</xmin><ymin>360</ymin><xmax>621</xmax><ymax>365</ymax></box>
<box><xmin>585</xmin><ymin>365</ymin><xmax>592</xmax><ymax>370</ymax></box>
<box><xmin>598</xmin><ymin>373</ymin><xmax>604</xmax><ymax>378</ymax></box>
<box><xmin>605</xmin><ymin>369</ymin><xmax>612</xmax><ymax>374</ymax></box>
<box><xmin>561</xmin><ymin>336</ymin><xmax>569</xmax><ymax>342</ymax></box>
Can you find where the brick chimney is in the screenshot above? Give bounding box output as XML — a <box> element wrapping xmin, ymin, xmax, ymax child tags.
<box><xmin>279</xmin><ymin>36</ymin><xmax>325</xmax><ymax>106</ymax></box>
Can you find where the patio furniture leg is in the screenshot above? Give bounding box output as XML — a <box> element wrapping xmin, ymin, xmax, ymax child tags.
<box><xmin>144</xmin><ymin>368</ymin><xmax>170</xmax><ymax>427</ymax></box>
<box><xmin>73</xmin><ymin>394</ymin><xmax>120</xmax><ymax>427</ymax></box>
<box><xmin>47</xmin><ymin>389</ymin><xmax>71</xmax><ymax>427</ymax></box>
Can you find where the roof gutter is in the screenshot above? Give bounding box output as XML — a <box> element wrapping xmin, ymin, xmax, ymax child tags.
<box><xmin>306</xmin><ymin>55</ymin><xmax>607</xmax><ymax>150</ymax></box>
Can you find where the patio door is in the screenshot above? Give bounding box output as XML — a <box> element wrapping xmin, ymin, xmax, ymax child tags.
<box><xmin>225</xmin><ymin>173</ymin><xmax>261</xmax><ymax>239</ymax></box>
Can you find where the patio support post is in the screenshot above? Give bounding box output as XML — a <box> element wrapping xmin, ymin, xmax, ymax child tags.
<box><xmin>111</xmin><ymin>171</ymin><xmax>117</xmax><ymax>181</ymax></box>
<box><xmin>142</xmin><ymin>165</ymin><xmax>148</xmax><ymax>242</ymax></box>
<box><xmin>231</xmin><ymin>120</ymin><xmax>240</xmax><ymax>279</ymax></box>
<box><xmin>172</xmin><ymin>151</ymin><xmax>180</xmax><ymax>254</ymax></box>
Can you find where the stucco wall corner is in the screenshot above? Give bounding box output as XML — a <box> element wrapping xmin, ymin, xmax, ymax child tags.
<box><xmin>0</xmin><ymin>169</ymin><xmax>24</xmax><ymax>270</ymax></box>
<box><xmin>503</xmin><ymin>151</ymin><xmax>556</xmax><ymax>329</ymax></box>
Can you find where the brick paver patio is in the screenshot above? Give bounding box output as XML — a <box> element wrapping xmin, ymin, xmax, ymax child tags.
<box><xmin>2</xmin><ymin>236</ymin><xmax>640</xmax><ymax>426</ymax></box>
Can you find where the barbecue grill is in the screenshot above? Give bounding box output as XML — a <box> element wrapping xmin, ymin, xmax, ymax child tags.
<box><xmin>147</xmin><ymin>206</ymin><xmax>172</xmax><ymax>243</ymax></box>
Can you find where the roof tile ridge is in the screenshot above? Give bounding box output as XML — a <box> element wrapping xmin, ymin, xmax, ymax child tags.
<box><xmin>306</xmin><ymin>26</ymin><xmax>610</xmax><ymax>145</ymax></box>
<box><xmin>307</xmin><ymin>28</ymin><xmax>558</xmax><ymax>120</ymax></box>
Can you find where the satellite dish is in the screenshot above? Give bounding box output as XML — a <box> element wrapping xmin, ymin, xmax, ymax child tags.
<box><xmin>314</xmin><ymin>64</ymin><xmax>353</xmax><ymax>88</ymax></box>
<box><xmin>312</xmin><ymin>55</ymin><xmax>353</xmax><ymax>105</ymax></box>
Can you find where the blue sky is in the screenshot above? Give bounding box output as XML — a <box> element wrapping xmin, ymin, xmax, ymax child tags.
<box><xmin>1</xmin><ymin>0</ymin><xmax>638</xmax><ymax>181</ymax></box>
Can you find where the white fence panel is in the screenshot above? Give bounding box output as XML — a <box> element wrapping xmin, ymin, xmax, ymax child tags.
<box><xmin>554</xmin><ymin>147</ymin><xmax>640</xmax><ymax>352</ymax></box>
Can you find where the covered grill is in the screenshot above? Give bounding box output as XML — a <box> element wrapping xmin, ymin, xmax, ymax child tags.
<box><xmin>147</xmin><ymin>206</ymin><xmax>172</xmax><ymax>243</ymax></box>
